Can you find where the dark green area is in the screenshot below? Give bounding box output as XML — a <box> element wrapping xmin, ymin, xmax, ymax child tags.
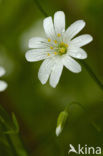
<box><xmin>0</xmin><ymin>0</ymin><xmax>103</xmax><ymax>155</ymax></box>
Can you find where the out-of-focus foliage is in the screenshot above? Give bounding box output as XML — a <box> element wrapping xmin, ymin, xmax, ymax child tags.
<box><xmin>0</xmin><ymin>105</ymin><xmax>27</xmax><ymax>156</ymax></box>
<box><xmin>0</xmin><ymin>0</ymin><xmax>103</xmax><ymax>155</ymax></box>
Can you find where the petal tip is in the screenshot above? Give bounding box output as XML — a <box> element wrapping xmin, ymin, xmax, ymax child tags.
<box><xmin>86</xmin><ymin>34</ymin><xmax>93</xmax><ymax>43</ymax></box>
<box><xmin>38</xmin><ymin>75</ymin><xmax>46</xmax><ymax>85</ymax></box>
<box><xmin>54</xmin><ymin>10</ymin><xmax>65</xmax><ymax>15</ymax></box>
<box><xmin>50</xmin><ymin>81</ymin><xmax>57</xmax><ymax>88</ymax></box>
<box><xmin>77</xmin><ymin>20</ymin><xmax>86</xmax><ymax>28</ymax></box>
<box><xmin>25</xmin><ymin>52</ymin><xmax>30</xmax><ymax>62</ymax></box>
<box><xmin>76</xmin><ymin>66</ymin><xmax>82</xmax><ymax>73</ymax></box>
<box><xmin>81</xmin><ymin>20</ymin><xmax>86</xmax><ymax>24</ymax></box>
<box><xmin>90</xmin><ymin>35</ymin><xmax>93</xmax><ymax>41</ymax></box>
<box><xmin>43</xmin><ymin>16</ymin><xmax>52</xmax><ymax>25</ymax></box>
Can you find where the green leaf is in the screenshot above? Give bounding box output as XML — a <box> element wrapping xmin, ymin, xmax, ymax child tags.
<box><xmin>12</xmin><ymin>113</ymin><xmax>19</xmax><ymax>133</ymax></box>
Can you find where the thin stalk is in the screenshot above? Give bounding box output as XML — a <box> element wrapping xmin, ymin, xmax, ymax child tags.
<box><xmin>6</xmin><ymin>134</ymin><xmax>18</xmax><ymax>156</ymax></box>
<box><xmin>34</xmin><ymin>0</ymin><xmax>48</xmax><ymax>17</ymax></box>
<box><xmin>33</xmin><ymin>0</ymin><xmax>103</xmax><ymax>92</ymax></box>
<box><xmin>0</xmin><ymin>115</ymin><xmax>28</xmax><ymax>156</ymax></box>
<box><xmin>0</xmin><ymin>121</ymin><xmax>28</xmax><ymax>156</ymax></box>
<box><xmin>8</xmin><ymin>133</ymin><xmax>28</xmax><ymax>156</ymax></box>
<box><xmin>65</xmin><ymin>101</ymin><xmax>101</xmax><ymax>132</ymax></box>
<box><xmin>80</xmin><ymin>60</ymin><xmax>103</xmax><ymax>91</ymax></box>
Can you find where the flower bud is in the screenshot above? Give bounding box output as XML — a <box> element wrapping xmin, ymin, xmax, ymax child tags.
<box><xmin>56</xmin><ymin>111</ymin><xmax>68</xmax><ymax>136</ymax></box>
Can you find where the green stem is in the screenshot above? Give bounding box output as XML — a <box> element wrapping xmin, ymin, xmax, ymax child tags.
<box><xmin>8</xmin><ymin>133</ymin><xmax>28</xmax><ymax>156</ymax></box>
<box><xmin>65</xmin><ymin>101</ymin><xmax>101</xmax><ymax>132</ymax></box>
<box><xmin>80</xmin><ymin>60</ymin><xmax>103</xmax><ymax>91</ymax></box>
<box><xmin>0</xmin><ymin>111</ymin><xmax>28</xmax><ymax>156</ymax></box>
<box><xmin>34</xmin><ymin>0</ymin><xmax>103</xmax><ymax>92</ymax></box>
<box><xmin>34</xmin><ymin>0</ymin><xmax>48</xmax><ymax>17</ymax></box>
<box><xmin>0</xmin><ymin>120</ymin><xmax>28</xmax><ymax>156</ymax></box>
<box><xmin>6</xmin><ymin>134</ymin><xmax>18</xmax><ymax>156</ymax></box>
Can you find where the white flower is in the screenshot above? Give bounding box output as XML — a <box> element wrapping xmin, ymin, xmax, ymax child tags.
<box><xmin>56</xmin><ymin>125</ymin><xmax>62</xmax><ymax>136</ymax></box>
<box><xmin>0</xmin><ymin>66</ymin><xmax>8</xmax><ymax>92</ymax></box>
<box><xmin>25</xmin><ymin>11</ymin><xmax>93</xmax><ymax>88</ymax></box>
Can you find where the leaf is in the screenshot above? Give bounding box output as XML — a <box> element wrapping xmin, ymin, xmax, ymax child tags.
<box><xmin>12</xmin><ymin>113</ymin><xmax>19</xmax><ymax>133</ymax></box>
<box><xmin>0</xmin><ymin>105</ymin><xmax>28</xmax><ymax>156</ymax></box>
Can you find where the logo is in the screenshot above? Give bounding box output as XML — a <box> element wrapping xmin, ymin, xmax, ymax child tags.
<box><xmin>68</xmin><ymin>144</ymin><xmax>102</xmax><ymax>155</ymax></box>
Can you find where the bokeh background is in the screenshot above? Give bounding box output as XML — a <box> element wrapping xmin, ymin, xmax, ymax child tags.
<box><xmin>0</xmin><ymin>0</ymin><xmax>103</xmax><ymax>155</ymax></box>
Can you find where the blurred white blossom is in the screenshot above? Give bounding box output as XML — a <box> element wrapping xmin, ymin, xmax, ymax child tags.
<box><xmin>26</xmin><ymin>11</ymin><xmax>93</xmax><ymax>88</ymax></box>
<box><xmin>0</xmin><ymin>66</ymin><xmax>7</xmax><ymax>92</ymax></box>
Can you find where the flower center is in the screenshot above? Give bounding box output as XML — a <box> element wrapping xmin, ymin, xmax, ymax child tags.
<box><xmin>48</xmin><ymin>39</ymin><xmax>69</xmax><ymax>56</ymax></box>
<box><xmin>58</xmin><ymin>42</ymin><xmax>68</xmax><ymax>55</ymax></box>
<box><xmin>58</xmin><ymin>47</ymin><xmax>66</xmax><ymax>54</ymax></box>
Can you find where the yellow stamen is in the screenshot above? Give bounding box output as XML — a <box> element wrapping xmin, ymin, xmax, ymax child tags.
<box><xmin>60</xmin><ymin>42</ymin><xmax>65</xmax><ymax>46</ymax></box>
<box><xmin>48</xmin><ymin>38</ymin><xmax>51</xmax><ymax>42</ymax></box>
<box><xmin>54</xmin><ymin>52</ymin><xmax>57</xmax><ymax>55</ymax></box>
<box><xmin>58</xmin><ymin>42</ymin><xmax>68</xmax><ymax>55</ymax></box>
<box><xmin>47</xmin><ymin>53</ymin><xmax>50</xmax><ymax>56</ymax></box>
<box><xmin>54</xmin><ymin>40</ymin><xmax>57</xmax><ymax>44</ymax></box>
<box><xmin>59</xmin><ymin>47</ymin><xmax>65</xmax><ymax>53</ymax></box>
<box><xmin>50</xmin><ymin>46</ymin><xmax>53</xmax><ymax>50</ymax></box>
<box><xmin>57</xmin><ymin>33</ymin><xmax>61</xmax><ymax>37</ymax></box>
<box><xmin>65</xmin><ymin>44</ymin><xmax>68</xmax><ymax>48</ymax></box>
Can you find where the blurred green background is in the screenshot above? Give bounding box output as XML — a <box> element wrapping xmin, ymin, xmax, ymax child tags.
<box><xmin>0</xmin><ymin>0</ymin><xmax>103</xmax><ymax>155</ymax></box>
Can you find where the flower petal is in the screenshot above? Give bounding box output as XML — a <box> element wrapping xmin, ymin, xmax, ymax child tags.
<box><xmin>29</xmin><ymin>37</ymin><xmax>48</xmax><ymax>49</ymax></box>
<box><xmin>64</xmin><ymin>20</ymin><xmax>85</xmax><ymax>40</ymax></box>
<box><xmin>0</xmin><ymin>66</ymin><xmax>6</xmax><ymax>77</ymax></box>
<box><xmin>43</xmin><ymin>16</ymin><xmax>56</xmax><ymax>39</ymax></box>
<box><xmin>38</xmin><ymin>58</ymin><xmax>54</xmax><ymax>84</ymax></box>
<box><xmin>50</xmin><ymin>58</ymin><xmax>63</xmax><ymax>88</ymax></box>
<box><xmin>69</xmin><ymin>47</ymin><xmax>87</xmax><ymax>59</ymax></box>
<box><xmin>63</xmin><ymin>55</ymin><xmax>81</xmax><ymax>73</ymax></box>
<box><xmin>0</xmin><ymin>80</ymin><xmax>8</xmax><ymax>92</ymax></box>
<box><xmin>70</xmin><ymin>34</ymin><xmax>93</xmax><ymax>47</ymax></box>
<box><xmin>54</xmin><ymin>11</ymin><xmax>65</xmax><ymax>35</ymax></box>
<box><xmin>25</xmin><ymin>49</ymin><xmax>51</xmax><ymax>62</ymax></box>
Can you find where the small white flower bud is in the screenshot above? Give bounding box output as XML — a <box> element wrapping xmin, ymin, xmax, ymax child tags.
<box><xmin>56</xmin><ymin>111</ymin><xmax>68</xmax><ymax>136</ymax></box>
<box><xmin>56</xmin><ymin>125</ymin><xmax>62</xmax><ymax>136</ymax></box>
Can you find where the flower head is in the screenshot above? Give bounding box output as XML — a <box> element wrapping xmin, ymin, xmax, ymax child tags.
<box><xmin>0</xmin><ymin>66</ymin><xmax>8</xmax><ymax>92</ymax></box>
<box><xmin>26</xmin><ymin>11</ymin><xmax>93</xmax><ymax>88</ymax></box>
